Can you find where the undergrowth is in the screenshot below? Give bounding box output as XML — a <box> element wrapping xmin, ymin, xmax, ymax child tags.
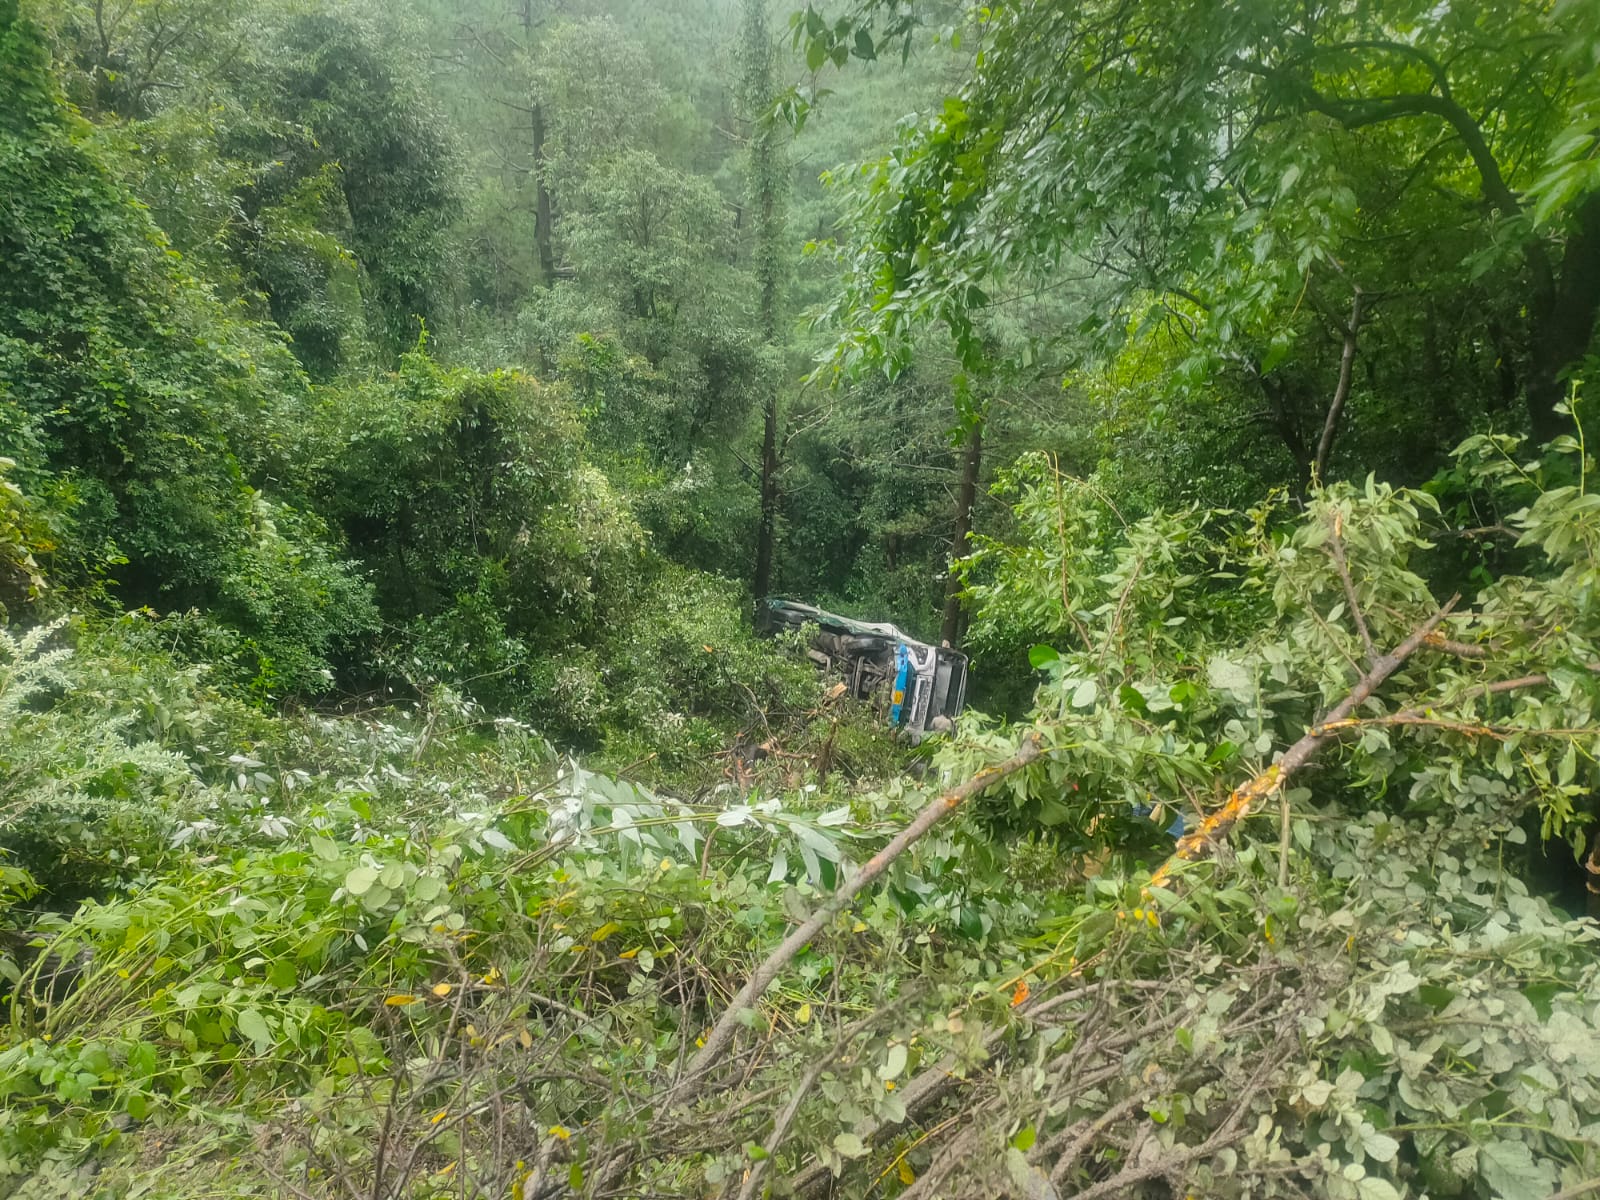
<box><xmin>2</xmin><ymin>427</ymin><xmax>1600</xmax><ymax>1199</ymax></box>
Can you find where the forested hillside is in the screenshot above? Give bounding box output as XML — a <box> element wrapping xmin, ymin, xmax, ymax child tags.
<box><xmin>2</xmin><ymin>0</ymin><xmax>1599</xmax><ymax>1196</ymax></box>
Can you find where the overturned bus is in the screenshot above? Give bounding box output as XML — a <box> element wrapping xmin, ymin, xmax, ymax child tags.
<box><xmin>756</xmin><ymin>599</ymin><xmax>969</xmax><ymax>739</ymax></box>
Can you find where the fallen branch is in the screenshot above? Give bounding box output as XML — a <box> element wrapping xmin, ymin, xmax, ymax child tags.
<box><xmin>733</xmin><ymin>1004</ymin><xmax>901</xmax><ymax>1200</ymax></box>
<box><xmin>1304</xmin><ymin>659</ymin><xmax>1600</xmax><ymax>744</ymax></box>
<box><xmin>1148</xmin><ymin>597</ymin><xmax>1458</xmax><ymax>889</ymax></box>
<box><xmin>1422</xmin><ymin>631</ymin><xmax>1493</xmax><ymax>659</ymax></box>
<box><xmin>676</xmin><ymin>734</ymin><xmax>1047</xmax><ymax>1097</ymax></box>
<box><xmin>789</xmin><ymin>978</ymin><xmax>1155</xmax><ymax>1197</ymax></box>
<box><xmin>1442</xmin><ymin>660</ymin><xmax>1600</xmax><ymax>705</ymax></box>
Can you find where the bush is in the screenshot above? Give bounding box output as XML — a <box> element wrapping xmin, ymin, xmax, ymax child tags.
<box><xmin>292</xmin><ymin>344</ymin><xmax>643</xmax><ymax>644</ymax></box>
<box><xmin>0</xmin><ymin>620</ymin><xmax>203</xmax><ymax>900</ymax></box>
<box><xmin>579</xmin><ymin>563</ymin><xmax>821</xmax><ymax>773</ymax></box>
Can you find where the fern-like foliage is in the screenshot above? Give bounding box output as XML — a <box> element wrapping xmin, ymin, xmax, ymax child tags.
<box><xmin>0</xmin><ymin>619</ymin><xmax>199</xmax><ymax>895</ymax></box>
<box><xmin>0</xmin><ymin>616</ymin><xmax>72</xmax><ymax>725</ymax></box>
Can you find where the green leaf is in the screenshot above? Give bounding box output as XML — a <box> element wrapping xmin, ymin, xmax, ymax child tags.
<box><xmin>268</xmin><ymin>958</ymin><xmax>297</xmax><ymax>990</ymax></box>
<box><xmin>481</xmin><ymin>828</ymin><xmax>514</xmax><ymax>852</ymax></box>
<box><xmin>878</xmin><ymin>1043</ymin><xmax>907</xmax><ymax>1080</ymax></box>
<box><xmin>833</xmin><ymin>1132</ymin><xmax>867</xmax><ymax>1159</ymax></box>
<box><xmin>1028</xmin><ymin>644</ymin><xmax>1059</xmax><ymax>668</ymax></box>
<box><xmin>1206</xmin><ymin>656</ymin><xmax>1253</xmax><ymax>699</ymax></box>
<box><xmin>236</xmin><ymin>1008</ymin><xmax>272</xmax><ymax>1054</ymax></box>
<box><xmin>1360</xmin><ymin>1126</ymin><xmax>1399</xmax><ymax>1163</ymax></box>
<box><xmin>1300</xmin><ymin>1079</ymin><xmax>1334</xmax><ymax>1106</ymax></box>
<box><xmin>1003</xmin><ymin>1147</ymin><xmax>1057</xmax><ymax>1199</ymax></box>
<box><xmin>344</xmin><ymin>866</ymin><xmax>378</xmax><ymax>897</ymax></box>
<box><xmin>806</xmin><ymin>37</ymin><xmax>827</xmax><ymax>72</ymax></box>
<box><xmin>1205</xmin><ymin>741</ymin><xmax>1239</xmax><ymax>766</ymax></box>
<box><xmin>1071</xmin><ymin>679</ymin><xmax>1098</xmax><ymax>709</ymax></box>
<box><xmin>1417</xmin><ymin>983</ymin><xmax>1455</xmax><ymax>1011</ymax></box>
<box><xmin>1479</xmin><ymin>1139</ymin><xmax>1556</xmax><ymax>1200</ymax></box>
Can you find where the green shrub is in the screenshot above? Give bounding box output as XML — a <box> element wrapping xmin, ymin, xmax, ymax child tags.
<box><xmin>293</xmin><ymin>345</ymin><xmax>643</xmax><ymax>641</ymax></box>
<box><xmin>0</xmin><ymin>620</ymin><xmax>201</xmax><ymax>899</ymax></box>
<box><xmin>0</xmin><ymin>2</ymin><xmax>375</xmax><ymax>699</ymax></box>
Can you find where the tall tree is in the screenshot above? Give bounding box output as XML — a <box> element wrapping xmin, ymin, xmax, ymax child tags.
<box><xmin>939</xmin><ymin>403</ymin><xmax>983</xmax><ymax>647</ymax></box>
<box><xmin>742</xmin><ymin>0</ymin><xmax>789</xmax><ymax>603</ymax></box>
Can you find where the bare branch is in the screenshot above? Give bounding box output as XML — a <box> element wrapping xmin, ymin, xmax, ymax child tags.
<box><xmin>1422</xmin><ymin>631</ymin><xmax>1493</xmax><ymax>659</ymax></box>
<box><xmin>1312</xmin><ymin>287</ymin><xmax>1365</xmax><ymax>485</ymax></box>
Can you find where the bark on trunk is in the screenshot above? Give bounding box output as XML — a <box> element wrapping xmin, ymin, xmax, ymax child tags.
<box><xmin>940</xmin><ymin>417</ymin><xmax>984</xmax><ymax>647</ymax></box>
<box><xmin>531</xmin><ymin>103</ymin><xmax>555</xmax><ymax>288</ymax></box>
<box><xmin>753</xmin><ymin>393</ymin><xmax>779</xmax><ymax>602</ymax></box>
<box><xmin>743</xmin><ymin>0</ymin><xmax>785</xmax><ymax>605</ymax></box>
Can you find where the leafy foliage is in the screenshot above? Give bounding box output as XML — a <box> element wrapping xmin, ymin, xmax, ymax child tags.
<box><xmin>3</xmin><ymin>2</ymin><xmax>1600</xmax><ymax>1199</ymax></box>
<box><xmin>0</xmin><ymin>1</ymin><xmax>377</xmax><ymax>694</ymax></box>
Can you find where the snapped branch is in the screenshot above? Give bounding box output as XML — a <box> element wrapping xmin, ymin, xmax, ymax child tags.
<box><xmin>1148</xmin><ymin>596</ymin><xmax>1460</xmax><ymax>889</ymax></box>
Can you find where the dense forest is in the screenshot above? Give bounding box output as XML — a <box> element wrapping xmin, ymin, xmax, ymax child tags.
<box><xmin>1</xmin><ymin>0</ymin><xmax>1599</xmax><ymax>1195</ymax></box>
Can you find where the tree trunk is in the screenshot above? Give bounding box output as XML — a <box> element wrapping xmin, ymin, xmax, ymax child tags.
<box><xmin>743</xmin><ymin>0</ymin><xmax>786</xmax><ymax>604</ymax></box>
<box><xmin>940</xmin><ymin>416</ymin><xmax>983</xmax><ymax>647</ymax></box>
<box><xmin>1258</xmin><ymin>372</ymin><xmax>1312</xmax><ymax>489</ymax></box>
<box><xmin>530</xmin><ymin>102</ymin><xmax>555</xmax><ymax>288</ymax></box>
<box><xmin>1312</xmin><ymin>287</ymin><xmax>1364</xmax><ymax>486</ymax></box>
<box><xmin>753</xmin><ymin>393</ymin><xmax>780</xmax><ymax>601</ymax></box>
<box><xmin>1527</xmin><ymin>191</ymin><xmax>1600</xmax><ymax>445</ymax></box>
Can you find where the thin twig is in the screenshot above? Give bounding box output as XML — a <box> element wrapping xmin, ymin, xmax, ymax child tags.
<box><xmin>1046</xmin><ymin>1093</ymin><xmax>1146</xmax><ymax>1185</ymax></box>
<box><xmin>1277</xmin><ymin>787</ymin><xmax>1293</xmax><ymax>889</ymax></box>
<box><xmin>1326</xmin><ymin>510</ymin><xmax>1376</xmax><ymax>663</ymax></box>
<box><xmin>733</xmin><ymin>1006</ymin><xmax>898</xmax><ymax>1200</ymax></box>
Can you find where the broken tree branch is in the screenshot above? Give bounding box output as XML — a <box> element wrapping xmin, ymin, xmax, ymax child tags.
<box><xmin>1422</xmin><ymin>631</ymin><xmax>1493</xmax><ymax>659</ymax></box>
<box><xmin>1270</xmin><ymin>657</ymin><xmax>1600</xmax><ymax>753</ymax></box>
<box><xmin>676</xmin><ymin>734</ymin><xmax>1047</xmax><ymax>1098</ymax></box>
<box><xmin>733</xmin><ymin>1004</ymin><xmax>900</xmax><ymax>1200</ymax></box>
<box><xmin>1148</xmin><ymin>596</ymin><xmax>1459</xmax><ymax>889</ymax></box>
<box><xmin>1432</xmin><ymin>660</ymin><xmax>1600</xmax><ymax>707</ymax></box>
<box><xmin>790</xmin><ymin>979</ymin><xmax>1156</xmax><ymax>1197</ymax></box>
